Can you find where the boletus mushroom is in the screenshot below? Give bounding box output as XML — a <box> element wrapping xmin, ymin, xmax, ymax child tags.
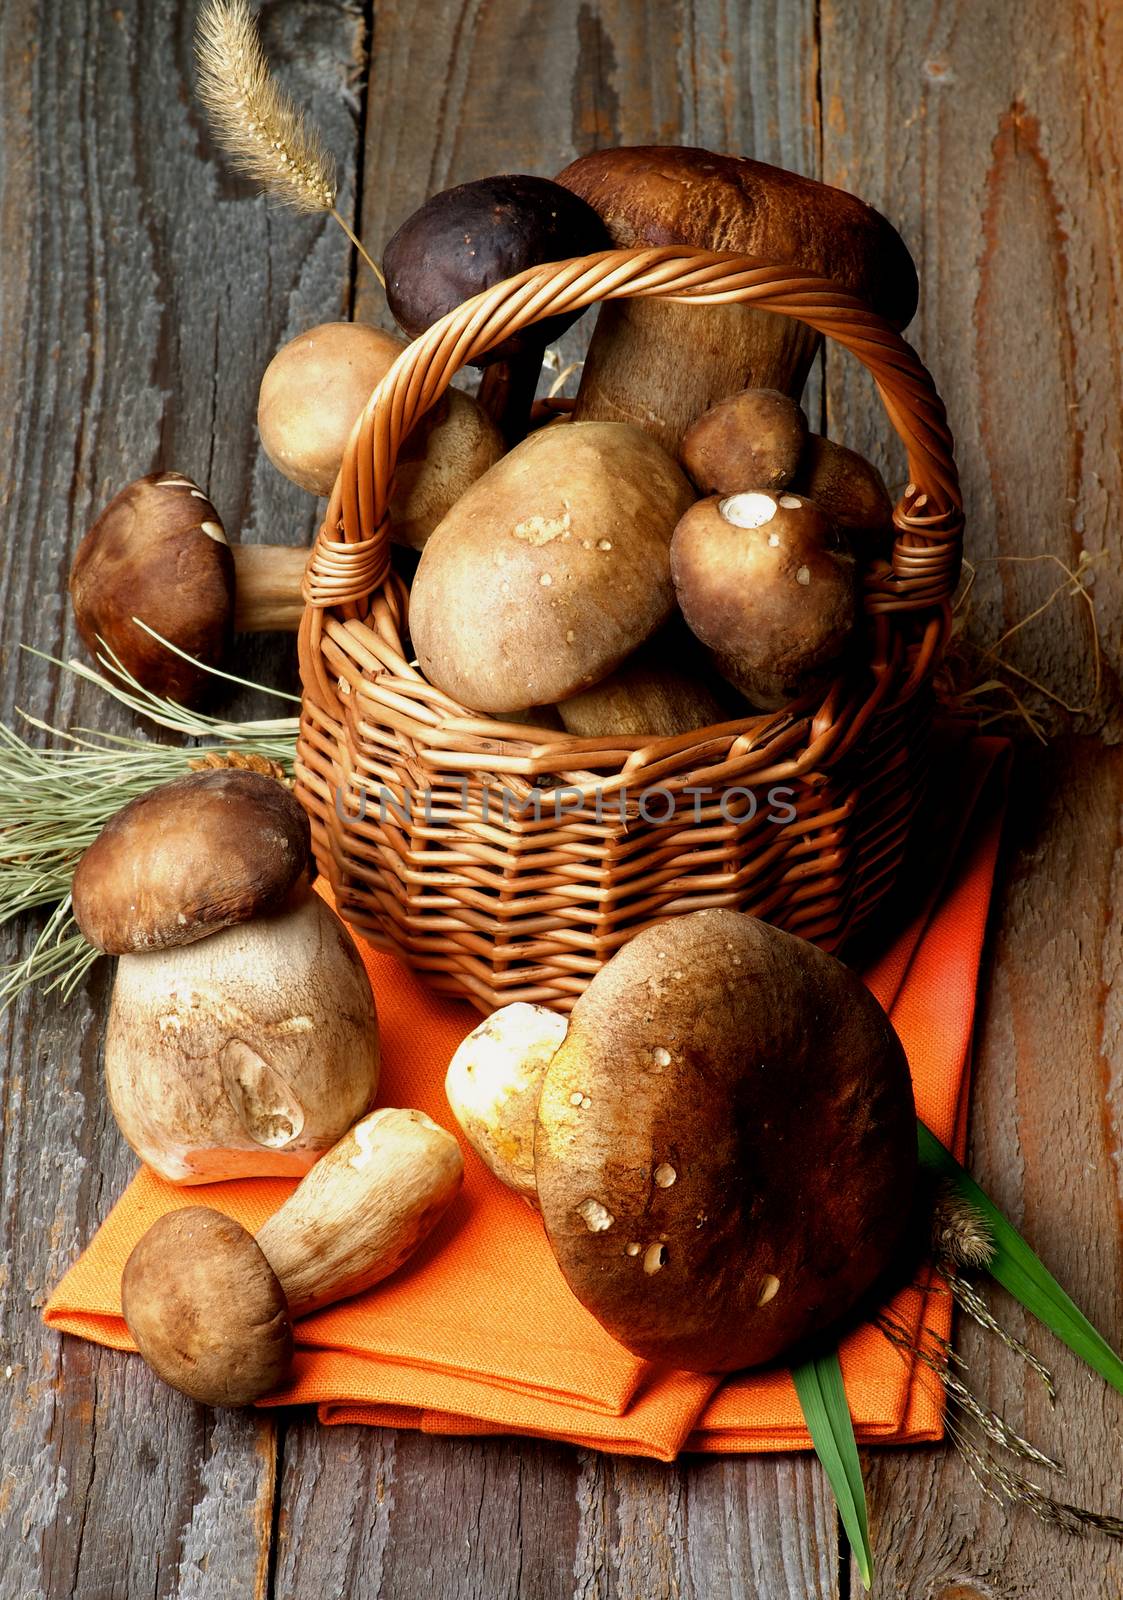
<box><xmin>72</xmin><ymin>769</ymin><xmax>381</xmax><ymax>1182</ymax></box>
<box><xmin>257</xmin><ymin>321</ymin><xmax>503</xmax><ymax>543</ymax></box>
<box><xmin>408</xmin><ymin>421</ymin><xmax>695</xmax><ymax>713</ymax></box>
<box><xmin>122</xmin><ymin>1106</ymin><xmax>463</xmax><ymax>1405</ymax></box>
<box><xmin>671</xmin><ymin>490</ymin><xmax>859</xmax><ymax>709</ymax></box>
<box><xmin>69</xmin><ymin>472</ymin><xmax>308</xmax><ymax>705</ymax></box>
<box><xmin>555</xmin><ymin>628</ymin><xmax>735</xmax><ymax>740</ymax></box>
<box><xmin>793</xmin><ymin>433</ymin><xmax>893</xmax><ymax>544</ymax></box>
<box><xmin>679</xmin><ymin>388</ymin><xmax>808</xmax><ymax>497</ymax></box>
<box><xmin>555</xmin><ymin>145</ymin><xmax>918</xmax><ymax>452</ymax></box>
<box><xmin>446</xmin><ymin>909</ymin><xmax>917</xmax><ymax>1372</ymax></box>
<box><xmin>382</xmin><ymin>175</ymin><xmax>610</xmax><ymax>444</ymax></box>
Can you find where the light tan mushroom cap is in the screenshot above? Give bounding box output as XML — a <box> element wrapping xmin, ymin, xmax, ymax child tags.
<box><xmin>409</xmin><ymin>421</ymin><xmax>695</xmax><ymax>712</ymax></box>
<box><xmin>72</xmin><ymin>768</ymin><xmax>312</xmax><ymax>954</ymax></box>
<box><xmin>257</xmin><ymin>321</ymin><xmax>502</xmax><ymax>546</ymax></box>
<box><xmin>445</xmin><ymin>1003</ymin><xmax>568</xmax><ymax>1202</ymax></box>
<box><xmin>533</xmin><ymin>909</ymin><xmax>917</xmax><ymax>1373</ymax></box>
<box><xmin>121</xmin><ymin>1208</ymin><xmax>293</xmax><ymax>1407</ymax></box>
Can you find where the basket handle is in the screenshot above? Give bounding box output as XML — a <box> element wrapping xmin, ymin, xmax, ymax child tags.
<box><xmin>301</xmin><ymin>246</ymin><xmax>963</xmax><ymax>623</ymax></box>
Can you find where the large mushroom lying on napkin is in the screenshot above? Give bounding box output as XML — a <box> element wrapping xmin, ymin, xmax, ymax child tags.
<box><xmin>72</xmin><ymin>769</ymin><xmax>380</xmax><ymax>1182</ymax></box>
<box><xmin>447</xmin><ymin>910</ymin><xmax>916</xmax><ymax>1372</ymax></box>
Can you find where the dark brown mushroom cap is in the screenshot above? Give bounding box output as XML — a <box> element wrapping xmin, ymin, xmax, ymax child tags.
<box><xmin>670</xmin><ymin>491</ymin><xmax>858</xmax><ymax>709</ymax></box>
<box><xmin>793</xmin><ymin>434</ymin><xmax>893</xmax><ymax>539</ymax></box>
<box><xmin>679</xmin><ymin>388</ymin><xmax>808</xmax><ymax>496</ymax></box>
<box><xmin>382</xmin><ymin>174</ymin><xmax>611</xmax><ymax>366</ymax></box>
<box><xmin>72</xmin><ymin>769</ymin><xmax>312</xmax><ymax>954</ymax></box>
<box><xmin>556</xmin><ymin>146</ymin><xmax>919</xmax><ymax>331</ymax></box>
<box><xmin>69</xmin><ymin>472</ymin><xmax>235</xmax><ymax>706</ymax></box>
<box><xmin>534</xmin><ymin>909</ymin><xmax>917</xmax><ymax>1373</ymax></box>
<box><xmin>121</xmin><ymin>1209</ymin><xmax>293</xmax><ymax>1407</ymax></box>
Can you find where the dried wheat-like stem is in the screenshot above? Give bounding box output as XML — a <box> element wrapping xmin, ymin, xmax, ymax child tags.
<box><xmin>194</xmin><ymin>0</ymin><xmax>383</xmax><ymax>284</ymax></box>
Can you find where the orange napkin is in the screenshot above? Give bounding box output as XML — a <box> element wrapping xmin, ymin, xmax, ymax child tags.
<box><xmin>44</xmin><ymin>734</ymin><xmax>1009</xmax><ymax>1461</ymax></box>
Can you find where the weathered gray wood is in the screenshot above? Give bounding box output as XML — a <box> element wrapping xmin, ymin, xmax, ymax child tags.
<box><xmin>0</xmin><ymin>1</ymin><xmax>364</xmax><ymax>1596</ymax></box>
<box><xmin>819</xmin><ymin>0</ymin><xmax>1123</xmax><ymax>742</ymax></box>
<box><xmin>862</xmin><ymin>740</ymin><xmax>1123</xmax><ymax>1595</ymax></box>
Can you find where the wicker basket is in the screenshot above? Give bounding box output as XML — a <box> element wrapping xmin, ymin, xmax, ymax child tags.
<box><xmin>293</xmin><ymin>246</ymin><xmax>962</xmax><ymax>1014</ymax></box>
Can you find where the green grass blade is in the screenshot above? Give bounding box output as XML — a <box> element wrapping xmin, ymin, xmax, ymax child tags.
<box><xmin>918</xmin><ymin>1119</ymin><xmax>1123</xmax><ymax>1397</ymax></box>
<box><xmin>792</xmin><ymin>1349</ymin><xmax>873</xmax><ymax>1590</ymax></box>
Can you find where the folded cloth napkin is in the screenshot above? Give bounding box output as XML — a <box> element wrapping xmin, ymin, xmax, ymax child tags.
<box><xmin>44</xmin><ymin>734</ymin><xmax>1009</xmax><ymax>1462</ymax></box>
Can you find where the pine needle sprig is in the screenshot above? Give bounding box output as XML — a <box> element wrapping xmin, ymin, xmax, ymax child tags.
<box><xmin>0</xmin><ymin>642</ymin><xmax>301</xmax><ymax>1013</ymax></box>
<box><xmin>194</xmin><ymin>0</ymin><xmax>383</xmax><ymax>284</ymax></box>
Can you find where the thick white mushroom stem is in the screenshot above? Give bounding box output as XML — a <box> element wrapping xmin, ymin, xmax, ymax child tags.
<box><xmin>444</xmin><ymin>1004</ymin><xmax>569</xmax><ymax>1204</ymax></box>
<box><xmin>230</xmin><ymin>544</ymin><xmax>309</xmax><ymax>633</ymax></box>
<box><xmin>255</xmin><ymin>1107</ymin><xmax>464</xmax><ymax>1316</ymax></box>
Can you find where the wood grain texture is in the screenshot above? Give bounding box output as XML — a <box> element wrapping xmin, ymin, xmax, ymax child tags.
<box><xmin>863</xmin><ymin>740</ymin><xmax>1123</xmax><ymax>1597</ymax></box>
<box><xmin>819</xmin><ymin>0</ymin><xmax>1123</xmax><ymax>741</ymax></box>
<box><xmin>0</xmin><ymin>0</ymin><xmax>364</xmax><ymax>1595</ymax></box>
<box><xmin>3</xmin><ymin>1</ymin><xmax>1123</xmax><ymax>1597</ymax></box>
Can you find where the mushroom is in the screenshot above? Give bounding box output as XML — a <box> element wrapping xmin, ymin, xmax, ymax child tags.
<box><xmin>445</xmin><ymin>1002</ymin><xmax>568</xmax><ymax>1204</ymax></box>
<box><xmin>257</xmin><ymin>321</ymin><xmax>503</xmax><ymax>544</ymax></box>
<box><xmin>679</xmin><ymin>388</ymin><xmax>807</xmax><ymax>497</ymax></box>
<box><xmin>69</xmin><ymin>472</ymin><xmax>307</xmax><ymax>705</ymax></box>
<box><xmin>121</xmin><ymin>1106</ymin><xmax>464</xmax><ymax>1405</ymax></box>
<box><xmin>382</xmin><ymin>175</ymin><xmax>610</xmax><ymax>444</ymax></box>
<box><xmin>555</xmin><ymin>628</ymin><xmax>735</xmax><ymax>739</ymax></box>
<box><xmin>670</xmin><ymin>491</ymin><xmax>858</xmax><ymax>709</ymax></box>
<box><xmin>793</xmin><ymin>433</ymin><xmax>893</xmax><ymax>544</ymax></box>
<box><xmin>555</xmin><ymin>145</ymin><xmax>918</xmax><ymax>451</ymax></box>
<box><xmin>72</xmin><ymin>769</ymin><xmax>381</xmax><ymax>1182</ymax></box>
<box><xmin>446</xmin><ymin>909</ymin><xmax>917</xmax><ymax>1372</ymax></box>
<box><xmin>408</xmin><ymin>421</ymin><xmax>696</xmax><ymax>714</ymax></box>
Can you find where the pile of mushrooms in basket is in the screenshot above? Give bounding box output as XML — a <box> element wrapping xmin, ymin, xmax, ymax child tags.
<box><xmin>32</xmin><ymin>5</ymin><xmax>1123</xmax><ymax>1569</ymax></box>
<box><xmin>61</xmin><ymin>105</ymin><xmax>928</xmax><ymax>1404</ymax></box>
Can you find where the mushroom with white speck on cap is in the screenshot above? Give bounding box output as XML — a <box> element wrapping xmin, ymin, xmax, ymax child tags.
<box><xmin>72</xmin><ymin>769</ymin><xmax>381</xmax><ymax>1183</ymax></box>
<box><xmin>670</xmin><ymin>490</ymin><xmax>859</xmax><ymax>710</ymax></box>
<box><xmin>69</xmin><ymin>472</ymin><xmax>311</xmax><ymax>705</ymax></box>
<box><xmin>121</xmin><ymin>1106</ymin><xmax>464</xmax><ymax>1406</ymax></box>
<box><xmin>445</xmin><ymin>909</ymin><xmax>917</xmax><ymax>1372</ymax></box>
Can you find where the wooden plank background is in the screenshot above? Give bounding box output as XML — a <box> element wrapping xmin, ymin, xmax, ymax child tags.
<box><xmin>1</xmin><ymin>2</ymin><xmax>1121</xmax><ymax>1596</ymax></box>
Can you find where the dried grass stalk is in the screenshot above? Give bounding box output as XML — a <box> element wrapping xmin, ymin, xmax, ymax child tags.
<box><xmin>194</xmin><ymin>0</ymin><xmax>382</xmax><ymax>282</ymax></box>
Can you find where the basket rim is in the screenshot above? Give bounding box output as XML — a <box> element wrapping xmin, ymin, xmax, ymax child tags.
<box><xmin>296</xmin><ymin>243</ymin><xmax>961</xmax><ymax>780</ymax></box>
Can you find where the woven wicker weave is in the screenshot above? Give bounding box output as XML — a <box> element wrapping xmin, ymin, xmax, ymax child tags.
<box><xmin>293</xmin><ymin>247</ymin><xmax>962</xmax><ymax>1013</ymax></box>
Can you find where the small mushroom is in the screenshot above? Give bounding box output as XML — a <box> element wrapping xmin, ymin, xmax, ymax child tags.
<box><xmin>445</xmin><ymin>909</ymin><xmax>917</xmax><ymax>1372</ymax></box>
<box><xmin>257</xmin><ymin>321</ymin><xmax>503</xmax><ymax>543</ymax></box>
<box><xmin>445</xmin><ymin>1002</ymin><xmax>568</xmax><ymax>1203</ymax></box>
<box><xmin>670</xmin><ymin>491</ymin><xmax>858</xmax><ymax>709</ymax></box>
<box><xmin>408</xmin><ymin>421</ymin><xmax>696</xmax><ymax>713</ymax></box>
<box><xmin>73</xmin><ymin>770</ymin><xmax>381</xmax><ymax>1183</ymax></box>
<box><xmin>793</xmin><ymin>433</ymin><xmax>893</xmax><ymax>544</ymax></box>
<box><xmin>121</xmin><ymin>1106</ymin><xmax>464</xmax><ymax>1405</ymax></box>
<box><xmin>679</xmin><ymin>389</ymin><xmax>807</xmax><ymax>497</ymax></box>
<box><xmin>382</xmin><ymin>175</ymin><xmax>610</xmax><ymax>444</ymax></box>
<box><xmin>69</xmin><ymin>472</ymin><xmax>308</xmax><ymax>705</ymax></box>
<box><xmin>555</xmin><ymin>629</ymin><xmax>734</xmax><ymax>739</ymax></box>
